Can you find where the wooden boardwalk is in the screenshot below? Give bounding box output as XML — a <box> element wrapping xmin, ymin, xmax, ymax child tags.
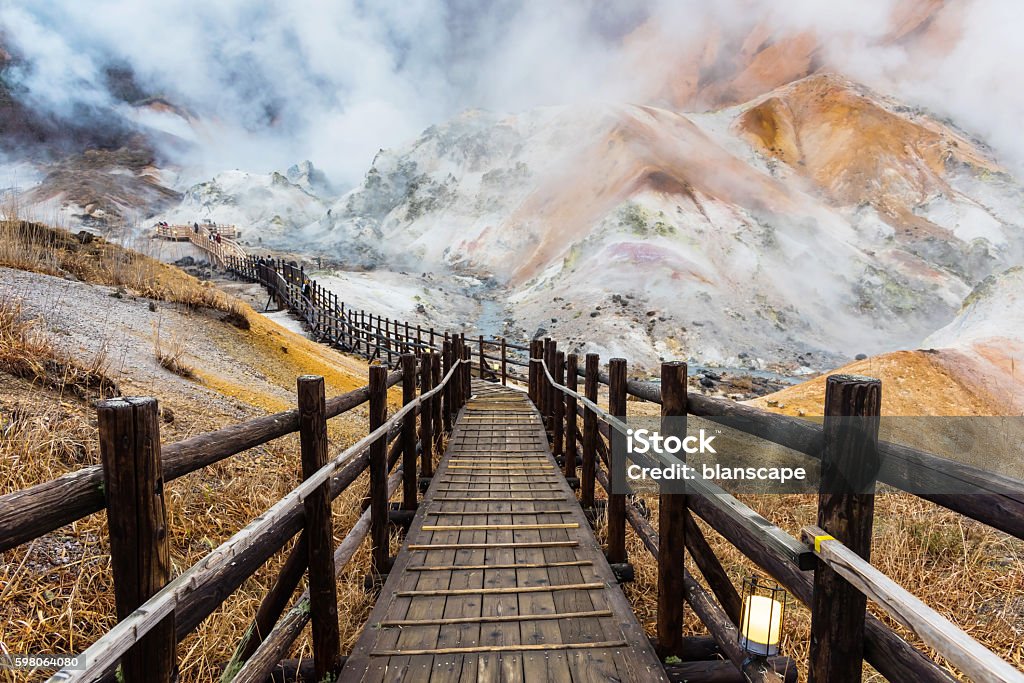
<box><xmin>341</xmin><ymin>381</ymin><xmax>667</xmax><ymax>682</ymax></box>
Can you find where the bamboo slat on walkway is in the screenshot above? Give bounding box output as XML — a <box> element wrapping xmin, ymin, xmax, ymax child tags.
<box><xmin>340</xmin><ymin>381</ymin><xmax>667</xmax><ymax>682</ymax></box>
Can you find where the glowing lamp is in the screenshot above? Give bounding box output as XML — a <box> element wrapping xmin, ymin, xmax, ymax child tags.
<box><xmin>739</xmin><ymin>575</ymin><xmax>786</xmax><ymax>657</ymax></box>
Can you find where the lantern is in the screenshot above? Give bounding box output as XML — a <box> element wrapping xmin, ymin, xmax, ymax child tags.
<box><xmin>739</xmin><ymin>574</ymin><xmax>786</xmax><ymax>657</ymax></box>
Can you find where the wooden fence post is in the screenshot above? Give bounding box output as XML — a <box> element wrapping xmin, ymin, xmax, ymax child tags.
<box><xmin>401</xmin><ymin>355</ymin><xmax>418</xmax><ymax>511</ymax></box>
<box><xmin>528</xmin><ymin>340</ymin><xmax>540</xmax><ymax>405</ymax></box>
<box><xmin>456</xmin><ymin>336</ymin><xmax>466</xmax><ymax>412</ymax></box>
<box><xmin>478</xmin><ymin>334</ymin><xmax>485</xmax><ymax>380</ymax></box>
<box><xmin>539</xmin><ymin>338</ymin><xmax>550</xmax><ymax>423</ymax></box>
<box><xmin>564</xmin><ymin>353</ymin><xmax>578</xmax><ymax>481</ymax></box>
<box><xmin>368</xmin><ymin>365</ymin><xmax>390</xmax><ymax>577</ymax></box>
<box><xmin>607</xmin><ymin>358</ymin><xmax>628</xmax><ymax>565</ymax></box>
<box><xmin>809</xmin><ymin>375</ymin><xmax>882</xmax><ymax>683</ymax></box>
<box><xmin>658</xmin><ymin>361</ymin><xmax>688</xmax><ymax>657</ymax></box>
<box><xmin>420</xmin><ymin>352</ymin><xmax>434</xmax><ymax>483</ymax></box>
<box><xmin>462</xmin><ymin>341</ymin><xmax>472</xmax><ymax>406</ymax></box>
<box><xmin>450</xmin><ymin>338</ymin><xmax>461</xmax><ymax>417</ymax></box>
<box><xmin>359</xmin><ymin>311</ymin><xmax>365</xmax><ymax>355</ymax></box>
<box><xmin>442</xmin><ymin>340</ymin><xmax>453</xmax><ymax>433</ymax></box>
<box><xmin>431</xmin><ymin>352</ymin><xmax>442</xmax><ymax>440</ymax></box>
<box><xmin>553</xmin><ymin>350</ymin><xmax>565</xmax><ymax>458</ymax></box>
<box><xmin>501</xmin><ymin>338</ymin><xmax>508</xmax><ymax>386</ymax></box>
<box><xmin>297</xmin><ymin>376</ymin><xmax>340</xmax><ymax>681</ymax></box>
<box><xmin>543</xmin><ymin>338</ymin><xmax>556</xmax><ymax>433</ymax></box>
<box><xmin>581</xmin><ymin>353</ymin><xmax>599</xmax><ymax>510</ymax></box>
<box><xmin>97</xmin><ymin>397</ymin><xmax>176</xmax><ymax>683</ymax></box>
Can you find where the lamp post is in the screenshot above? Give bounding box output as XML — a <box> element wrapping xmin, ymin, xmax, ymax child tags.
<box><xmin>739</xmin><ymin>574</ymin><xmax>789</xmax><ymax>682</ymax></box>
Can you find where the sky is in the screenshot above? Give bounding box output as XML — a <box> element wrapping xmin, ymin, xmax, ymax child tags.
<box><xmin>1</xmin><ymin>0</ymin><xmax>1022</xmax><ymax>188</ymax></box>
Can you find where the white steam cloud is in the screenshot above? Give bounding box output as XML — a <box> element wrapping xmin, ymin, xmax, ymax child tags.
<box><xmin>0</xmin><ymin>0</ymin><xmax>1021</xmax><ymax>187</ymax></box>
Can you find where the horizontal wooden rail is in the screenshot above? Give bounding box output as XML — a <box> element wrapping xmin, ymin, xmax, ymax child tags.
<box><xmin>229</xmin><ymin>465</ymin><xmax>405</xmax><ymax>683</ymax></box>
<box><xmin>548</xmin><ymin>360</ymin><xmax>1024</xmax><ymax>540</ymax></box>
<box><xmin>803</xmin><ymin>525</ymin><xmax>1024</xmax><ymax>683</ymax></box>
<box><xmin>546</xmin><ymin>354</ymin><xmax>984</xmax><ymax>683</ymax></box>
<box><xmin>94</xmin><ymin>425</ymin><xmax>406</xmax><ymax>683</ymax></box>
<box><xmin>48</xmin><ymin>359</ymin><xmax>465</xmax><ymax>682</ymax></box>
<box><xmin>687</xmin><ymin>488</ymin><xmax>959</xmax><ymax>683</ymax></box>
<box><xmin>0</xmin><ymin>371</ymin><xmax>402</xmax><ymax>552</ymax></box>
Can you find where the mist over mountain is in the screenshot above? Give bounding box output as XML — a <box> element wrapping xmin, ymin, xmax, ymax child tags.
<box><xmin>3</xmin><ymin>0</ymin><xmax>1024</xmax><ymax>183</ymax></box>
<box><xmin>1</xmin><ymin>0</ymin><xmax>1023</xmax><ymax>383</ymax></box>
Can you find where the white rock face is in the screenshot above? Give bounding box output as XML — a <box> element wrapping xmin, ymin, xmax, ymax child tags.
<box><xmin>155</xmin><ymin>165</ymin><xmax>331</xmax><ymax>249</ymax></box>
<box><xmin>298</xmin><ymin>90</ymin><xmax>1024</xmax><ymax>371</ymax></box>
<box><xmin>922</xmin><ymin>267</ymin><xmax>1024</xmax><ymax>413</ymax></box>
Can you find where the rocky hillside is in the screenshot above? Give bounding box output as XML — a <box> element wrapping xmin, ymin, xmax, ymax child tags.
<box><xmin>303</xmin><ymin>74</ymin><xmax>1023</xmax><ymax>372</ymax></box>
<box><xmin>152</xmin><ymin>162</ymin><xmax>332</xmax><ymax>250</ymax></box>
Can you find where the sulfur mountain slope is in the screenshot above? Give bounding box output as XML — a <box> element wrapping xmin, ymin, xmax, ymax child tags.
<box><xmin>307</xmin><ymin>74</ymin><xmax>1022</xmax><ymax>371</ymax></box>
<box><xmin>621</xmin><ymin>0</ymin><xmax>962</xmax><ymax>113</ymax></box>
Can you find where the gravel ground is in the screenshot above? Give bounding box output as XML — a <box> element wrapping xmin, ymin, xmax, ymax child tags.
<box><xmin>0</xmin><ymin>266</ymin><xmax>374</xmax><ymax>431</ymax></box>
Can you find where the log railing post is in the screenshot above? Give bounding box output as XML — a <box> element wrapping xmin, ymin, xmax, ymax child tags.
<box><xmin>401</xmin><ymin>355</ymin><xmax>418</xmax><ymax>511</ymax></box>
<box><xmin>368</xmin><ymin>365</ymin><xmax>390</xmax><ymax>577</ymax></box>
<box><xmin>462</xmin><ymin>341</ymin><xmax>472</xmax><ymax>406</ymax></box>
<box><xmin>564</xmin><ymin>353</ymin><xmax>578</xmax><ymax>482</ymax></box>
<box><xmin>420</xmin><ymin>352</ymin><xmax>434</xmax><ymax>484</ymax></box>
<box><xmin>450</xmin><ymin>338</ymin><xmax>461</xmax><ymax>417</ymax></box>
<box><xmin>553</xmin><ymin>350</ymin><xmax>565</xmax><ymax>458</ymax></box>
<box><xmin>657</xmin><ymin>361</ymin><xmax>688</xmax><ymax>657</ymax></box>
<box><xmin>543</xmin><ymin>338</ymin><xmax>556</xmax><ymax>433</ymax></box>
<box><xmin>359</xmin><ymin>311</ymin><xmax>366</xmax><ymax>355</ymax></box>
<box><xmin>528</xmin><ymin>340</ymin><xmax>540</xmax><ymax>405</ymax></box>
<box><xmin>430</xmin><ymin>353</ymin><xmax>442</xmax><ymax>447</ymax></box>
<box><xmin>297</xmin><ymin>376</ymin><xmax>340</xmax><ymax>681</ymax></box>
<box><xmin>539</xmin><ymin>338</ymin><xmax>550</xmax><ymax>423</ymax></box>
<box><xmin>337</xmin><ymin>296</ymin><xmax>344</xmax><ymax>347</ymax></box>
<box><xmin>478</xmin><ymin>334</ymin><xmax>485</xmax><ymax>380</ymax></box>
<box><xmin>97</xmin><ymin>397</ymin><xmax>176</xmax><ymax>683</ymax></box>
<box><xmin>581</xmin><ymin>353</ymin><xmax>599</xmax><ymax>510</ymax></box>
<box><xmin>501</xmin><ymin>338</ymin><xmax>508</xmax><ymax>386</ymax></box>
<box><xmin>456</xmin><ymin>336</ymin><xmax>465</xmax><ymax>412</ymax></box>
<box><xmin>809</xmin><ymin>375</ymin><xmax>882</xmax><ymax>683</ymax></box>
<box><xmin>607</xmin><ymin>358</ymin><xmax>628</xmax><ymax>565</ymax></box>
<box><xmin>442</xmin><ymin>339</ymin><xmax>453</xmax><ymax>432</ymax></box>
<box><xmin>454</xmin><ymin>336</ymin><xmax>464</xmax><ymax>408</ymax></box>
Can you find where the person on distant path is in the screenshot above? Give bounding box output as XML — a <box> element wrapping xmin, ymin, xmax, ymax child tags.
<box><xmin>193</xmin><ymin>222</ymin><xmax>199</xmax><ymax>233</ymax></box>
<box><xmin>215</xmin><ymin>233</ymin><xmax>222</xmax><ymax>244</ymax></box>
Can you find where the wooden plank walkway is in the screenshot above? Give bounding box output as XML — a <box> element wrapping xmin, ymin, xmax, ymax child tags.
<box><xmin>341</xmin><ymin>381</ymin><xmax>668</xmax><ymax>682</ymax></box>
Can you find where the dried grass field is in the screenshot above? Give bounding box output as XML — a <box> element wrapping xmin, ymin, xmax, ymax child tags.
<box><xmin>0</xmin><ymin>221</ymin><xmax>1021</xmax><ymax>682</ymax></box>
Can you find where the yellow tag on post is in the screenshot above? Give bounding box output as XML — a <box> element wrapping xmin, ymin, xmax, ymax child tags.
<box><xmin>814</xmin><ymin>535</ymin><xmax>835</xmax><ymax>553</ymax></box>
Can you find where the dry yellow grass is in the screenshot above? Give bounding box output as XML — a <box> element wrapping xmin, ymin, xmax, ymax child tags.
<box><xmin>607</xmin><ymin>491</ymin><xmax>1023</xmax><ymax>682</ymax></box>
<box><xmin>616</xmin><ymin>363</ymin><xmax>1023</xmax><ymax>681</ymax></box>
<box><xmin>0</xmin><ymin>298</ymin><xmax>118</xmax><ymax>400</ymax></box>
<box><xmin>0</xmin><ymin>220</ymin><xmax>249</xmax><ymax>322</ymax></box>
<box><xmin>0</xmin><ymin>224</ymin><xmax>413</xmax><ymax>681</ymax></box>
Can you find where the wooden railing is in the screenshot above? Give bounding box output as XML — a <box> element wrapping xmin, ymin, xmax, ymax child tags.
<box><xmin>39</xmin><ymin>346</ymin><xmax>475</xmax><ymax>682</ymax></box>
<box><xmin>226</xmin><ymin>255</ymin><xmax>529</xmax><ymax>379</ymax></box>
<box><xmin>8</xmin><ymin>248</ymin><xmax>1022</xmax><ymax>682</ymax></box>
<box><xmin>0</xmin><ymin>325</ymin><xmax>481</xmax><ymax>681</ymax></box>
<box><xmin>526</xmin><ymin>339</ymin><xmax>1024</xmax><ymax>683</ymax></box>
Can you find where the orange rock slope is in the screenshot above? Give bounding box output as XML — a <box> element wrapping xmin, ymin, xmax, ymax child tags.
<box><xmin>734</xmin><ymin>74</ymin><xmax>998</xmax><ymax>218</ymax></box>
<box><xmin>748</xmin><ymin>349</ymin><xmax>1006</xmax><ymax>417</ymax></box>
